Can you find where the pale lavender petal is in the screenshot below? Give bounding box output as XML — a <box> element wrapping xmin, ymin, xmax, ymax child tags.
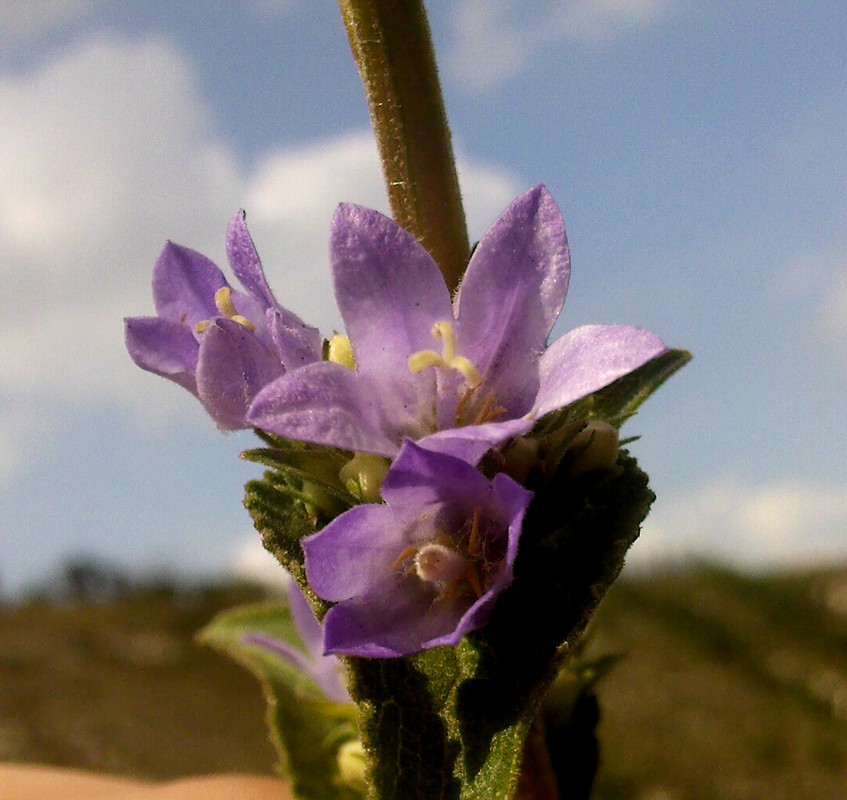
<box><xmin>322</xmin><ymin>574</ymin><xmax>467</xmax><ymax>658</ymax></box>
<box><xmin>532</xmin><ymin>324</ymin><xmax>668</xmax><ymax>419</ymax></box>
<box><xmin>416</xmin><ymin>417</ymin><xmax>533</xmax><ymax>464</ymax></box>
<box><xmin>331</xmin><ymin>204</ymin><xmax>453</xmax><ymax>381</ymax></box>
<box><xmin>303</xmin><ymin>505</ymin><xmax>404</xmax><ymax>601</ymax></box>
<box><xmin>243</xmin><ymin>630</ymin><xmax>350</xmax><ymax>704</ymax></box>
<box><xmin>243</xmin><ymin>633</ymin><xmax>314</xmax><ymax>684</ymax></box>
<box><xmin>287</xmin><ymin>582</ymin><xmax>323</xmax><ymax>656</ymax></box>
<box><xmin>124</xmin><ymin>316</ymin><xmax>198</xmax><ymax>395</ymax></box>
<box><xmin>152</xmin><ymin>242</ymin><xmax>227</xmax><ymax>324</ymax></box>
<box><xmin>287</xmin><ymin>583</ymin><xmax>350</xmax><ymax>702</ymax></box>
<box><xmin>380</xmin><ymin>440</ymin><xmax>491</xmax><ymax>511</ymax></box>
<box><xmin>455</xmin><ymin>185</ymin><xmax>570</xmax><ymax>415</ymax></box>
<box><xmin>195</xmin><ymin>319</ymin><xmax>285</xmax><ymax>430</ymax></box>
<box><xmin>266</xmin><ymin>308</ymin><xmax>322</xmax><ymax>371</ymax></box>
<box><xmin>226</xmin><ymin>210</ymin><xmax>277</xmax><ymax>309</ymax></box>
<box><xmin>248</xmin><ymin>362</ymin><xmax>400</xmax><ymax>456</ymax></box>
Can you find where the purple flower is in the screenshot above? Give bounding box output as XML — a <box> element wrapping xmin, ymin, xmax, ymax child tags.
<box><xmin>248</xmin><ymin>185</ymin><xmax>668</xmax><ymax>462</ymax></box>
<box><xmin>303</xmin><ymin>441</ymin><xmax>532</xmax><ymax>657</ymax></box>
<box><xmin>125</xmin><ymin>212</ymin><xmax>321</xmax><ymax>429</ymax></box>
<box><xmin>244</xmin><ymin>582</ymin><xmax>350</xmax><ymax>703</ymax></box>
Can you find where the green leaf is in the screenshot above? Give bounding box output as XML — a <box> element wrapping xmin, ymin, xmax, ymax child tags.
<box><xmin>344</xmin><ymin>452</ymin><xmax>654</xmax><ymax>799</ymax></box>
<box><xmin>591</xmin><ymin>347</ymin><xmax>691</xmax><ymax>423</ymax></box>
<box><xmin>199</xmin><ymin>602</ymin><xmax>361</xmax><ymax>800</ymax></box>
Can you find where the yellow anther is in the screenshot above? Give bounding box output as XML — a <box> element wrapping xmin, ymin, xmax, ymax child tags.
<box><xmin>328</xmin><ymin>334</ymin><xmax>356</xmax><ymax>370</ymax></box>
<box><xmin>195</xmin><ymin>286</ymin><xmax>255</xmax><ymax>333</ymax></box>
<box><xmin>407</xmin><ymin>321</ymin><xmax>482</xmax><ymax>388</ymax></box>
<box><xmin>214</xmin><ymin>286</ymin><xmax>239</xmax><ymax>318</ymax></box>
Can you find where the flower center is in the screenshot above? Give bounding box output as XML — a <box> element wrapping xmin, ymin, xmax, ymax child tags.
<box><xmin>413</xmin><ymin>542</ymin><xmax>469</xmax><ymax>584</ymax></box>
<box><xmin>393</xmin><ymin>508</ymin><xmax>486</xmax><ymax>599</ymax></box>
<box><xmin>407</xmin><ymin>322</ymin><xmax>482</xmax><ymax>388</ymax></box>
<box><xmin>195</xmin><ymin>287</ymin><xmax>255</xmax><ymax>333</ymax></box>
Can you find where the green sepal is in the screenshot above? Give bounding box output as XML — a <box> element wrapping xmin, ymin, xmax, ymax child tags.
<box><xmin>242</xmin><ymin>436</ymin><xmax>356</xmax><ymax>522</ymax></box>
<box><xmin>242</xmin><ymin>436</ymin><xmax>357</xmax><ymax>589</ymax></box>
<box><xmin>198</xmin><ymin>601</ymin><xmax>362</xmax><ymax>800</ymax></box>
<box><xmin>343</xmin><ymin>451</ymin><xmax>654</xmax><ymax>799</ymax></box>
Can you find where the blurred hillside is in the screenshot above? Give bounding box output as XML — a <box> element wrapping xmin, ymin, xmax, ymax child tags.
<box><xmin>1</xmin><ymin>563</ymin><xmax>845</xmax><ymax>799</ymax></box>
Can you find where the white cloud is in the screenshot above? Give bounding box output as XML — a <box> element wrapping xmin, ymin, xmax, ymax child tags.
<box><xmin>771</xmin><ymin>248</ymin><xmax>847</xmax><ymax>358</ymax></box>
<box><xmin>446</xmin><ymin>0</ymin><xmax>674</xmax><ymax>91</ymax></box>
<box><xmin>245</xmin><ymin>131</ymin><xmax>522</xmax><ymax>334</ymax></box>
<box><xmin>632</xmin><ymin>476</ymin><xmax>847</xmax><ymax>569</ymax></box>
<box><xmin>819</xmin><ymin>272</ymin><xmax>847</xmax><ymax>349</ymax></box>
<box><xmin>0</xmin><ymin>34</ymin><xmax>521</xmax><ymax>482</ymax></box>
<box><xmin>0</xmin><ymin>402</ymin><xmax>52</xmax><ymax>485</ymax></box>
<box><xmin>230</xmin><ymin>535</ymin><xmax>291</xmax><ymax>591</ymax></box>
<box><xmin>0</xmin><ymin>0</ymin><xmax>93</xmax><ymax>46</ymax></box>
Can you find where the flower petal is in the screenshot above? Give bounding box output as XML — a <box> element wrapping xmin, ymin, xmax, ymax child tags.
<box><xmin>322</xmin><ymin>574</ymin><xmax>468</xmax><ymax>658</ymax></box>
<box><xmin>455</xmin><ymin>185</ymin><xmax>570</xmax><ymax>415</ymax></box>
<box><xmin>430</xmin><ymin>476</ymin><xmax>529</xmax><ymax>648</ymax></box>
<box><xmin>195</xmin><ymin>318</ymin><xmax>285</xmax><ymax>430</ymax></box>
<box><xmin>152</xmin><ymin>242</ymin><xmax>227</xmax><ymax>324</ymax></box>
<box><xmin>381</xmin><ymin>440</ymin><xmax>492</xmax><ymax>511</ymax></box>
<box><xmin>226</xmin><ymin>210</ymin><xmax>277</xmax><ymax>309</ymax></box>
<box><xmin>303</xmin><ymin>504</ymin><xmax>404</xmax><ymax>601</ymax></box>
<box><xmin>416</xmin><ymin>417</ymin><xmax>533</xmax><ymax>464</ymax></box>
<box><xmin>532</xmin><ymin>324</ymin><xmax>668</xmax><ymax>419</ymax></box>
<box><xmin>287</xmin><ymin>581</ymin><xmax>324</xmax><ymax>657</ymax></box>
<box><xmin>266</xmin><ymin>308</ymin><xmax>323</xmax><ymax>371</ymax></box>
<box><xmin>331</xmin><ymin>204</ymin><xmax>453</xmax><ymax>381</ymax></box>
<box><xmin>124</xmin><ymin>316</ymin><xmax>199</xmax><ymax>395</ymax></box>
<box><xmin>248</xmin><ymin>362</ymin><xmax>401</xmax><ymax>456</ymax></box>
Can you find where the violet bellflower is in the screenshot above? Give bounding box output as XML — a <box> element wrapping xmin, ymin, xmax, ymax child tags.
<box><xmin>248</xmin><ymin>185</ymin><xmax>669</xmax><ymax>463</ymax></box>
<box><xmin>125</xmin><ymin>212</ymin><xmax>321</xmax><ymax>429</ymax></box>
<box><xmin>244</xmin><ymin>582</ymin><xmax>350</xmax><ymax>704</ymax></box>
<box><xmin>302</xmin><ymin>441</ymin><xmax>532</xmax><ymax>657</ymax></box>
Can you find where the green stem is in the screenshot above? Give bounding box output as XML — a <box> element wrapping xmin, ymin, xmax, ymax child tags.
<box><xmin>338</xmin><ymin>0</ymin><xmax>470</xmax><ymax>292</ymax></box>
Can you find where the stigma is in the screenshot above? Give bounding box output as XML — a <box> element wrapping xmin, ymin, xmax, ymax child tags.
<box><xmin>195</xmin><ymin>287</ymin><xmax>255</xmax><ymax>333</ymax></box>
<box><xmin>407</xmin><ymin>321</ymin><xmax>482</xmax><ymax>388</ymax></box>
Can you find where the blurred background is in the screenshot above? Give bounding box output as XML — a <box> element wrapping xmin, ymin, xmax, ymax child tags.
<box><xmin>0</xmin><ymin>2</ymin><xmax>845</xmax><ymax>797</ymax></box>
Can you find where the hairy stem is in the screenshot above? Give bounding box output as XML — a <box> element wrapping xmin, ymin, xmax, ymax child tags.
<box><xmin>338</xmin><ymin>0</ymin><xmax>470</xmax><ymax>292</ymax></box>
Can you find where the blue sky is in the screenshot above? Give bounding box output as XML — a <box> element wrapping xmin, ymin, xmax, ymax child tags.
<box><xmin>1</xmin><ymin>1</ymin><xmax>845</xmax><ymax>593</ymax></box>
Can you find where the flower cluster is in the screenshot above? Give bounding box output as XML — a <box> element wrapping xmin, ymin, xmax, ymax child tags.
<box><xmin>126</xmin><ymin>185</ymin><xmax>668</xmax><ymax>659</ymax></box>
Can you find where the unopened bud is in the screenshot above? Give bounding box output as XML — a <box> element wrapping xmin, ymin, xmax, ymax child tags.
<box><xmin>337</xmin><ymin>739</ymin><xmax>367</xmax><ymax>792</ymax></box>
<box><xmin>567</xmin><ymin>420</ymin><xmax>619</xmax><ymax>477</ymax></box>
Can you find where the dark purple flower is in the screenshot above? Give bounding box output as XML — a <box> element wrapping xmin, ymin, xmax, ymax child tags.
<box><xmin>248</xmin><ymin>185</ymin><xmax>668</xmax><ymax>461</ymax></box>
<box><xmin>244</xmin><ymin>582</ymin><xmax>350</xmax><ymax>703</ymax></box>
<box><xmin>125</xmin><ymin>212</ymin><xmax>321</xmax><ymax>429</ymax></box>
<box><xmin>303</xmin><ymin>441</ymin><xmax>532</xmax><ymax>657</ymax></box>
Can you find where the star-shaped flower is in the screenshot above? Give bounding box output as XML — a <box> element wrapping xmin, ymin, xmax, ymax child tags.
<box><xmin>303</xmin><ymin>441</ymin><xmax>532</xmax><ymax>657</ymax></box>
<box><xmin>125</xmin><ymin>212</ymin><xmax>321</xmax><ymax>429</ymax></box>
<box><xmin>248</xmin><ymin>185</ymin><xmax>668</xmax><ymax>461</ymax></box>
